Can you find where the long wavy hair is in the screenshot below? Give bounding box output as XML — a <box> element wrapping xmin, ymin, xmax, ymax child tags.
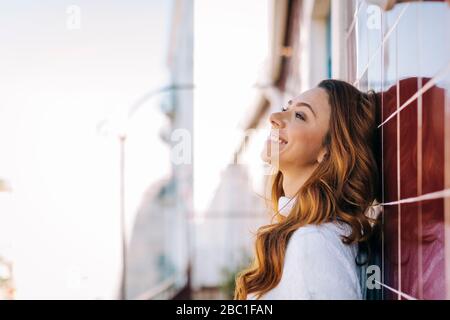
<box><xmin>234</xmin><ymin>79</ymin><xmax>381</xmax><ymax>300</ymax></box>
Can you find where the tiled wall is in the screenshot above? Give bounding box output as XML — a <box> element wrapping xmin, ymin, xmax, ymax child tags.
<box><xmin>345</xmin><ymin>0</ymin><xmax>450</xmax><ymax>299</ymax></box>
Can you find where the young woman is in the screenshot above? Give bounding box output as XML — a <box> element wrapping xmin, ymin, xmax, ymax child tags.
<box><xmin>234</xmin><ymin>79</ymin><xmax>380</xmax><ymax>300</ymax></box>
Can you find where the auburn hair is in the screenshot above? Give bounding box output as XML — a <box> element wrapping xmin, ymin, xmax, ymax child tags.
<box><xmin>234</xmin><ymin>79</ymin><xmax>381</xmax><ymax>300</ymax></box>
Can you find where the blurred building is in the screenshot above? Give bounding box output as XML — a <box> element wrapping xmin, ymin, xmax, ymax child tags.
<box><xmin>125</xmin><ymin>0</ymin><xmax>193</xmax><ymax>300</ymax></box>
<box><xmin>234</xmin><ymin>0</ymin><xmax>450</xmax><ymax>300</ymax></box>
<box><xmin>191</xmin><ymin>164</ymin><xmax>268</xmax><ymax>298</ymax></box>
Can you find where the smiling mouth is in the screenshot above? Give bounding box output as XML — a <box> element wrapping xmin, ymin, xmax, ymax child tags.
<box><xmin>269</xmin><ymin>133</ymin><xmax>288</xmax><ymax>145</ymax></box>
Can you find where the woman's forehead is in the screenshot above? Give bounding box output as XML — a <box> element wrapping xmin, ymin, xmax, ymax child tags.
<box><xmin>291</xmin><ymin>87</ymin><xmax>330</xmax><ymax>112</ymax></box>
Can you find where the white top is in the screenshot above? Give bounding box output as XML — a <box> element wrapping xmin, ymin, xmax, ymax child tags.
<box><xmin>247</xmin><ymin>196</ymin><xmax>362</xmax><ymax>300</ymax></box>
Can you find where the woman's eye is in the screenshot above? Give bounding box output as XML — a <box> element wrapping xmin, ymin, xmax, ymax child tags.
<box><xmin>295</xmin><ymin>112</ymin><xmax>305</xmax><ymax>120</ymax></box>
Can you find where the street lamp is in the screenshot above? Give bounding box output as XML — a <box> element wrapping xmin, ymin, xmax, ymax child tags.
<box><xmin>97</xmin><ymin>83</ymin><xmax>194</xmax><ymax>300</ymax></box>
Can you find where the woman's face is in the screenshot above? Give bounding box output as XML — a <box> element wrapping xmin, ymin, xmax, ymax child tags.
<box><xmin>261</xmin><ymin>87</ymin><xmax>331</xmax><ymax>171</ymax></box>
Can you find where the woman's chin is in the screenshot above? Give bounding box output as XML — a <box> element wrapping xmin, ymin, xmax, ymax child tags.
<box><xmin>260</xmin><ymin>140</ymin><xmax>288</xmax><ymax>167</ymax></box>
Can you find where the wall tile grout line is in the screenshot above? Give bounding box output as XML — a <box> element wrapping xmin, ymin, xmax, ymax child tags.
<box><xmin>378</xmin><ymin>61</ymin><xmax>450</xmax><ymax>128</ymax></box>
<box><xmin>345</xmin><ymin>0</ymin><xmax>364</xmax><ymax>40</ymax></box>
<box><xmin>354</xmin><ymin>3</ymin><xmax>410</xmax><ymax>91</ymax></box>
<box><xmin>417</xmin><ymin>76</ymin><xmax>424</xmax><ymax>299</ymax></box>
<box><xmin>396</xmin><ymin>47</ymin><xmax>401</xmax><ymax>299</ymax></box>
<box><xmin>445</xmin><ymin>70</ymin><xmax>450</xmax><ymax>300</ymax></box>
<box><xmin>380</xmin><ymin>9</ymin><xmax>386</xmax><ymax>296</ymax></box>
<box><xmin>383</xmin><ymin>4</ymin><xmax>410</xmax><ymax>49</ymax></box>
<box><xmin>416</xmin><ymin>5</ymin><xmax>424</xmax><ymax>299</ymax></box>
<box><xmin>379</xmin><ymin>189</ymin><xmax>450</xmax><ymax>206</ymax></box>
<box><xmin>346</xmin><ymin>0</ymin><xmax>449</xmax><ymax>301</ymax></box>
<box><xmin>346</xmin><ymin>0</ymin><xmax>448</xmax><ymax>300</ymax></box>
<box><xmin>374</xmin><ymin>280</ymin><xmax>418</xmax><ymax>300</ymax></box>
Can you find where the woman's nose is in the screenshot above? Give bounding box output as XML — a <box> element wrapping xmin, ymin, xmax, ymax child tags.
<box><xmin>269</xmin><ymin>112</ymin><xmax>284</xmax><ymax>128</ymax></box>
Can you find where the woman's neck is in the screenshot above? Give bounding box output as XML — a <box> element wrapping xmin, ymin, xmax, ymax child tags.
<box><xmin>281</xmin><ymin>164</ymin><xmax>318</xmax><ymax>197</ymax></box>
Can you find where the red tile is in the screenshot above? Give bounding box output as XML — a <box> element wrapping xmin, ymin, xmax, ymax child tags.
<box><xmin>420</xmin><ymin>198</ymin><xmax>446</xmax><ymax>299</ymax></box>
<box><xmin>381</xmin><ymin>82</ymin><xmax>398</xmax><ymax>203</ymax></box>
<box><xmin>400</xmin><ymin>202</ymin><xmax>420</xmax><ymax>298</ymax></box>
<box><xmin>383</xmin><ymin>204</ymin><xmax>400</xmax><ymax>299</ymax></box>
<box><xmin>398</xmin><ymin>80</ymin><xmax>418</xmax><ymax>200</ymax></box>
<box><xmin>422</xmin><ymin>83</ymin><xmax>446</xmax><ymax>194</ymax></box>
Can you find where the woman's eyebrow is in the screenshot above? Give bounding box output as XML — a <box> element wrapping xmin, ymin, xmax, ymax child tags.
<box><xmin>288</xmin><ymin>100</ymin><xmax>317</xmax><ymax>118</ymax></box>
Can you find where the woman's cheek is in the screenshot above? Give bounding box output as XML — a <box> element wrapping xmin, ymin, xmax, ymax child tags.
<box><xmin>290</xmin><ymin>131</ymin><xmax>319</xmax><ymax>163</ymax></box>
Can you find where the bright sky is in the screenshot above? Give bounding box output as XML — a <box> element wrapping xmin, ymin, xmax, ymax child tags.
<box><xmin>193</xmin><ymin>0</ymin><xmax>269</xmax><ymax>216</ymax></box>
<box><xmin>0</xmin><ymin>0</ymin><xmax>271</xmax><ymax>299</ymax></box>
<box><xmin>0</xmin><ymin>0</ymin><xmax>172</xmax><ymax>299</ymax></box>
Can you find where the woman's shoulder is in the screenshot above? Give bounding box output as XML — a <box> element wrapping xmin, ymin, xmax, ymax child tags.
<box><xmin>288</xmin><ymin>224</ymin><xmax>333</xmax><ymax>252</ymax></box>
<box><xmin>290</xmin><ymin>220</ymin><xmax>351</xmax><ymax>243</ymax></box>
<box><xmin>283</xmin><ymin>223</ymin><xmax>362</xmax><ymax>299</ymax></box>
<box><xmin>287</xmin><ymin>221</ymin><xmax>357</xmax><ymax>261</ymax></box>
